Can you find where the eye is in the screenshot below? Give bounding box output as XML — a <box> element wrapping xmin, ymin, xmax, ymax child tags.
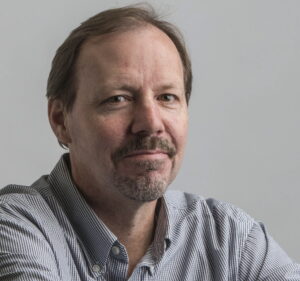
<box><xmin>106</xmin><ymin>95</ymin><xmax>129</xmax><ymax>103</ymax></box>
<box><xmin>98</xmin><ymin>94</ymin><xmax>134</xmax><ymax>110</ymax></box>
<box><xmin>157</xmin><ymin>93</ymin><xmax>178</xmax><ymax>102</ymax></box>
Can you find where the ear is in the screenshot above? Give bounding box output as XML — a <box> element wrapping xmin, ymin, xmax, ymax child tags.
<box><xmin>48</xmin><ymin>99</ymin><xmax>72</xmax><ymax>146</ymax></box>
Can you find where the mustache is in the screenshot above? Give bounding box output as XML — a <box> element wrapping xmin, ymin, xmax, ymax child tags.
<box><xmin>112</xmin><ymin>136</ymin><xmax>176</xmax><ymax>163</ymax></box>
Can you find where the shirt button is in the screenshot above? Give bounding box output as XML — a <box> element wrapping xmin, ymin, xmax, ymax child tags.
<box><xmin>92</xmin><ymin>264</ymin><xmax>101</xmax><ymax>273</ymax></box>
<box><xmin>111</xmin><ymin>245</ymin><xmax>120</xmax><ymax>256</ymax></box>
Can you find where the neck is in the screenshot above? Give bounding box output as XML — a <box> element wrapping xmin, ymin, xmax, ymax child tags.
<box><xmin>92</xmin><ymin>196</ymin><xmax>158</xmax><ymax>244</ymax></box>
<box><xmin>81</xmin><ymin>184</ymin><xmax>160</xmax><ymax>277</ymax></box>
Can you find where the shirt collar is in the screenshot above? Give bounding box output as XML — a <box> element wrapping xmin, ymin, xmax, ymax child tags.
<box><xmin>48</xmin><ymin>153</ymin><xmax>117</xmax><ymax>267</ymax></box>
<box><xmin>154</xmin><ymin>196</ymin><xmax>172</xmax><ymax>252</ymax></box>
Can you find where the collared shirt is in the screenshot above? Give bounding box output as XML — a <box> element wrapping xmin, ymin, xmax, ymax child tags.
<box><xmin>0</xmin><ymin>154</ymin><xmax>299</xmax><ymax>281</ymax></box>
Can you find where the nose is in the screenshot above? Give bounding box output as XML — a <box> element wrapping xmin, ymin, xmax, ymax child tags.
<box><xmin>130</xmin><ymin>99</ymin><xmax>164</xmax><ymax>136</ymax></box>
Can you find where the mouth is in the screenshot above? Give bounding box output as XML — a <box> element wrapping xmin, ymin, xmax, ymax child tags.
<box><xmin>124</xmin><ymin>150</ymin><xmax>168</xmax><ymax>160</ymax></box>
<box><xmin>112</xmin><ymin>136</ymin><xmax>177</xmax><ymax>165</ymax></box>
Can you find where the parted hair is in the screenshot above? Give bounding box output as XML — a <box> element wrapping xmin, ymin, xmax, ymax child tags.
<box><xmin>46</xmin><ymin>4</ymin><xmax>192</xmax><ymax>111</ymax></box>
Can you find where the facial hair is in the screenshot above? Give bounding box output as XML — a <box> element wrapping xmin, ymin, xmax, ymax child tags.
<box><xmin>111</xmin><ymin>136</ymin><xmax>176</xmax><ymax>202</ymax></box>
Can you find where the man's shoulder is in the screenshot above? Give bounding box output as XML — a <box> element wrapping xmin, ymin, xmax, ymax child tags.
<box><xmin>164</xmin><ymin>190</ymin><xmax>255</xmax><ymax>227</ymax></box>
<box><xmin>0</xmin><ymin>176</ymin><xmax>54</xmax><ymax>219</ymax></box>
<box><xmin>1</xmin><ymin>175</ymin><xmax>49</xmax><ymax>200</ymax></box>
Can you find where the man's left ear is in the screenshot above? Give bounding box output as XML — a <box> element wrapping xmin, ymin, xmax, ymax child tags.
<box><xmin>48</xmin><ymin>99</ymin><xmax>72</xmax><ymax>146</ymax></box>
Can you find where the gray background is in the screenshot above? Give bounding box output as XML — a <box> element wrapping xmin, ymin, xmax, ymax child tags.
<box><xmin>0</xmin><ymin>0</ymin><xmax>299</xmax><ymax>261</ymax></box>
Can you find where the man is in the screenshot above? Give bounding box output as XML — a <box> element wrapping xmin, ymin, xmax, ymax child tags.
<box><xmin>0</xmin><ymin>4</ymin><xmax>299</xmax><ymax>281</ymax></box>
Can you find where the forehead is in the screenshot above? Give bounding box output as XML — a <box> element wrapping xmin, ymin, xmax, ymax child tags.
<box><xmin>75</xmin><ymin>26</ymin><xmax>184</xmax><ymax>89</ymax></box>
<box><xmin>80</xmin><ymin>25</ymin><xmax>181</xmax><ymax>62</ymax></box>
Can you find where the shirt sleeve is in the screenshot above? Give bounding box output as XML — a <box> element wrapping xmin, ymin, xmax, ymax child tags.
<box><xmin>239</xmin><ymin>221</ymin><xmax>300</xmax><ymax>281</ymax></box>
<box><xmin>0</xmin><ymin>206</ymin><xmax>61</xmax><ymax>281</ymax></box>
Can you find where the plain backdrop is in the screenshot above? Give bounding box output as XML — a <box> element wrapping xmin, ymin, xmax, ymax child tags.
<box><xmin>0</xmin><ymin>0</ymin><xmax>299</xmax><ymax>261</ymax></box>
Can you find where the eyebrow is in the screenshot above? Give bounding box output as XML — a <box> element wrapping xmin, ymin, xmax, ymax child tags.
<box><xmin>108</xmin><ymin>82</ymin><xmax>182</xmax><ymax>92</ymax></box>
<box><xmin>116</xmin><ymin>84</ymin><xmax>139</xmax><ymax>94</ymax></box>
<box><xmin>155</xmin><ymin>83</ymin><xmax>182</xmax><ymax>92</ymax></box>
<box><xmin>94</xmin><ymin>79</ymin><xmax>183</xmax><ymax>99</ymax></box>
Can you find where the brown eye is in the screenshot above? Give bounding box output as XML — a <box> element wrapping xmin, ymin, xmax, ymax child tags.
<box><xmin>99</xmin><ymin>95</ymin><xmax>133</xmax><ymax>110</ymax></box>
<box><xmin>107</xmin><ymin>95</ymin><xmax>127</xmax><ymax>103</ymax></box>
<box><xmin>158</xmin><ymin>94</ymin><xmax>177</xmax><ymax>102</ymax></box>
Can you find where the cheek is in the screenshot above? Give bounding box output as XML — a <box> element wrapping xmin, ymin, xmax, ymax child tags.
<box><xmin>167</xmin><ymin>114</ymin><xmax>188</xmax><ymax>149</ymax></box>
<box><xmin>91</xmin><ymin>116</ymin><xmax>129</xmax><ymax>150</ymax></box>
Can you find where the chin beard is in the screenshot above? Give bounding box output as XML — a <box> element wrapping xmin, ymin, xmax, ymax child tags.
<box><xmin>110</xmin><ymin>135</ymin><xmax>177</xmax><ymax>201</ymax></box>
<box><xmin>112</xmin><ymin>160</ymin><xmax>169</xmax><ymax>202</ymax></box>
<box><xmin>113</xmin><ymin>174</ymin><xmax>168</xmax><ymax>202</ymax></box>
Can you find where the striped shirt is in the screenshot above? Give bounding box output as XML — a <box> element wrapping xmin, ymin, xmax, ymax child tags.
<box><xmin>0</xmin><ymin>154</ymin><xmax>299</xmax><ymax>281</ymax></box>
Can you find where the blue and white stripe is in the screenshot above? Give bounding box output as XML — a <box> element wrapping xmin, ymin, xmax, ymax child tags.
<box><xmin>0</xmin><ymin>154</ymin><xmax>299</xmax><ymax>280</ymax></box>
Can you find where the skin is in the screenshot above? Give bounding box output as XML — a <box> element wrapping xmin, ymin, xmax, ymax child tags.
<box><xmin>48</xmin><ymin>25</ymin><xmax>188</xmax><ymax>277</ymax></box>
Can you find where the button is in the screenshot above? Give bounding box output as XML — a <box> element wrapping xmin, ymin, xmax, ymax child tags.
<box><xmin>148</xmin><ymin>266</ymin><xmax>155</xmax><ymax>275</ymax></box>
<box><xmin>92</xmin><ymin>264</ymin><xmax>101</xmax><ymax>273</ymax></box>
<box><xmin>111</xmin><ymin>245</ymin><xmax>120</xmax><ymax>256</ymax></box>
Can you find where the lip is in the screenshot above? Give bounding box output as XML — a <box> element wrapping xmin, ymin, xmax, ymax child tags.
<box><xmin>124</xmin><ymin>150</ymin><xmax>168</xmax><ymax>159</ymax></box>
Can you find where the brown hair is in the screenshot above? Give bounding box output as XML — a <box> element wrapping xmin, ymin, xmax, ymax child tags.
<box><xmin>46</xmin><ymin>4</ymin><xmax>192</xmax><ymax>111</ymax></box>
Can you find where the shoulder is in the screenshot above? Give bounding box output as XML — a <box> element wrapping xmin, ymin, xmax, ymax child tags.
<box><xmin>0</xmin><ymin>176</ymin><xmax>66</xmax><ymax>255</ymax></box>
<box><xmin>0</xmin><ymin>179</ymin><xmax>63</xmax><ymax>280</ymax></box>
<box><xmin>0</xmin><ymin>176</ymin><xmax>58</xmax><ymax>226</ymax></box>
<box><xmin>164</xmin><ymin>190</ymin><xmax>255</xmax><ymax>241</ymax></box>
<box><xmin>165</xmin><ymin>190</ymin><xmax>254</xmax><ymax>222</ymax></box>
<box><xmin>1</xmin><ymin>175</ymin><xmax>49</xmax><ymax>203</ymax></box>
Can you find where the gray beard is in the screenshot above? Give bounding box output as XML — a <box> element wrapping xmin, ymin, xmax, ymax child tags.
<box><xmin>112</xmin><ymin>160</ymin><xmax>168</xmax><ymax>202</ymax></box>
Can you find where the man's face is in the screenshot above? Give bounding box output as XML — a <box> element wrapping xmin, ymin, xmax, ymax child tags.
<box><xmin>65</xmin><ymin>25</ymin><xmax>188</xmax><ymax>202</ymax></box>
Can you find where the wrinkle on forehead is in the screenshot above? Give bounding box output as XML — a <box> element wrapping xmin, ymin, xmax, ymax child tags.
<box><xmin>78</xmin><ymin>25</ymin><xmax>183</xmax><ymax>71</ymax></box>
<box><xmin>75</xmin><ymin>25</ymin><xmax>184</xmax><ymax>99</ymax></box>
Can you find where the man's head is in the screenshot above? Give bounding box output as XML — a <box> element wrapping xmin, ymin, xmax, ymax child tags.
<box><xmin>48</xmin><ymin>5</ymin><xmax>192</xmax><ymax>203</ymax></box>
<box><xmin>47</xmin><ymin>4</ymin><xmax>192</xmax><ymax>113</ymax></box>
